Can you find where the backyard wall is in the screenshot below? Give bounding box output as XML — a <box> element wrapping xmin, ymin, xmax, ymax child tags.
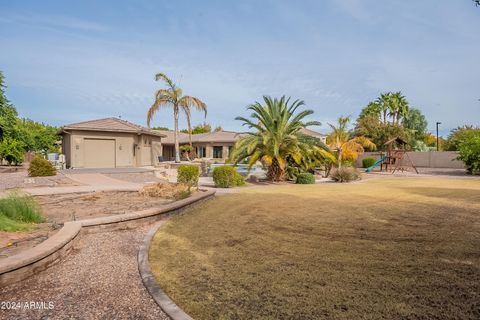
<box><xmin>357</xmin><ymin>151</ymin><xmax>465</xmax><ymax>169</ymax></box>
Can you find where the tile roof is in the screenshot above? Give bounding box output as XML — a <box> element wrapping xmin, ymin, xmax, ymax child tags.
<box><xmin>62</xmin><ymin>117</ymin><xmax>166</xmax><ymax>137</ymax></box>
<box><xmin>299</xmin><ymin>128</ymin><xmax>327</xmax><ymax>138</ymax></box>
<box><xmin>158</xmin><ymin>130</ymin><xmax>245</xmax><ymax>144</ymax></box>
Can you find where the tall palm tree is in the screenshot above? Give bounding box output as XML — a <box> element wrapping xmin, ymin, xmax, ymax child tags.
<box><xmin>229</xmin><ymin>96</ymin><xmax>333</xmax><ymax>181</ymax></box>
<box><xmin>328</xmin><ymin>116</ymin><xmax>376</xmax><ymax>168</ymax></box>
<box><xmin>389</xmin><ymin>91</ymin><xmax>409</xmax><ymax>125</ymax></box>
<box><xmin>147</xmin><ymin>73</ymin><xmax>207</xmax><ymax>163</ymax></box>
<box><xmin>376</xmin><ymin>92</ymin><xmax>392</xmax><ymax>125</ymax></box>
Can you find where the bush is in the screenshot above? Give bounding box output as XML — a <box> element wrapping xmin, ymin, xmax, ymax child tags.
<box><xmin>331</xmin><ymin>167</ymin><xmax>361</xmax><ymax>183</ymax></box>
<box><xmin>140</xmin><ymin>183</ymin><xmax>191</xmax><ymax>200</ymax></box>
<box><xmin>457</xmin><ymin>135</ymin><xmax>480</xmax><ymax>175</ymax></box>
<box><xmin>177</xmin><ymin>165</ymin><xmax>200</xmax><ymax>188</ymax></box>
<box><xmin>362</xmin><ymin>157</ymin><xmax>376</xmax><ymax>168</ymax></box>
<box><xmin>0</xmin><ymin>137</ymin><xmax>24</xmax><ymax>165</ymax></box>
<box><xmin>213</xmin><ymin>166</ymin><xmax>245</xmax><ymax>188</ymax></box>
<box><xmin>0</xmin><ymin>192</ymin><xmax>44</xmax><ymax>231</ymax></box>
<box><xmin>296</xmin><ymin>173</ymin><xmax>315</xmax><ymax>184</ymax></box>
<box><xmin>28</xmin><ymin>156</ymin><xmax>56</xmax><ymax>177</ymax></box>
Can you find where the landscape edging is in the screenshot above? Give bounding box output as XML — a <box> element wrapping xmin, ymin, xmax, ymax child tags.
<box><xmin>138</xmin><ymin>221</ymin><xmax>193</xmax><ymax>320</ymax></box>
<box><xmin>0</xmin><ymin>189</ymin><xmax>215</xmax><ymax>287</ymax></box>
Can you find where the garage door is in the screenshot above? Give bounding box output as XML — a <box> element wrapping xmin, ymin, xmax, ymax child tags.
<box><xmin>84</xmin><ymin>139</ymin><xmax>115</xmax><ymax>168</ymax></box>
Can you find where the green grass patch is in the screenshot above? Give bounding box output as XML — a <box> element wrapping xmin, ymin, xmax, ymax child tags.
<box><xmin>0</xmin><ymin>192</ymin><xmax>44</xmax><ymax>232</ymax></box>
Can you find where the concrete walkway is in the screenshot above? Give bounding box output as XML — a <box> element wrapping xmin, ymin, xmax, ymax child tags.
<box><xmin>22</xmin><ymin>173</ymin><xmax>144</xmax><ymax>196</ymax></box>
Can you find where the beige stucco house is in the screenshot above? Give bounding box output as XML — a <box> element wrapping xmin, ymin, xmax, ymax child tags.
<box><xmin>60</xmin><ymin>118</ymin><xmax>166</xmax><ymax>168</ymax></box>
<box><xmin>60</xmin><ymin>117</ymin><xmax>328</xmax><ymax>168</ymax></box>
<box><xmin>159</xmin><ymin>130</ymin><xmax>243</xmax><ymax>161</ymax></box>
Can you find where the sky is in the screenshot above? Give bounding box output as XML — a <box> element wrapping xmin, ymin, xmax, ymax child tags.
<box><xmin>0</xmin><ymin>0</ymin><xmax>479</xmax><ymax>136</ymax></box>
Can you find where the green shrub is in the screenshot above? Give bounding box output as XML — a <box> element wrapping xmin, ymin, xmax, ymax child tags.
<box><xmin>213</xmin><ymin>166</ymin><xmax>245</xmax><ymax>188</ymax></box>
<box><xmin>0</xmin><ymin>137</ymin><xmax>24</xmax><ymax>165</ymax></box>
<box><xmin>177</xmin><ymin>165</ymin><xmax>200</xmax><ymax>188</ymax></box>
<box><xmin>457</xmin><ymin>134</ymin><xmax>480</xmax><ymax>175</ymax></box>
<box><xmin>331</xmin><ymin>167</ymin><xmax>361</xmax><ymax>183</ymax></box>
<box><xmin>362</xmin><ymin>157</ymin><xmax>376</xmax><ymax>168</ymax></box>
<box><xmin>296</xmin><ymin>173</ymin><xmax>315</xmax><ymax>184</ymax></box>
<box><xmin>0</xmin><ymin>192</ymin><xmax>44</xmax><ymax>231</ymax></box>
<box><xmin>28</xmin><ymin>156</ymin><xmax>56</xmax><ymax>177</ymax></box>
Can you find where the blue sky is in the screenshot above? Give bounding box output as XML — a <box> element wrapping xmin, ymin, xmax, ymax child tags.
<box><xmin>1</xmin><ymin>0</ymin><xmax>479</xmax><ymax>136</ymax></box>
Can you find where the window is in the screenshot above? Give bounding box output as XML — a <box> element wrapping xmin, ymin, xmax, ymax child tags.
<box><xmin>213</xmin><ymin>146</ymin><xmax>223</xmax><ymax>158</ymax></box>
<box><xmin>196</xmin><ymin>146</ymin><xmax>206</xmax><ymax>158</ymax></box>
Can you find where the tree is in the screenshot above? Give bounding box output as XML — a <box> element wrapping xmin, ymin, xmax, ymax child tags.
<box><xmin>402</xmin><ymin>107</ymin><xmax>428</xmax><ymax>141</ymax></box>
<box><xmin>445</xmin><ymin>126</ymin><xmax>480</xmax><ymax>151</ymax></box>
<box><xmin>457</xmin><ymin>132</ymin><xmax>480</xmax><ymax>174</ymax></box>
<box><xmin>181</xmin><ymin>122</ymin><xmax>212</xmax><ymax>134</ymax></box>
<box><xmin>147</xmin><ymin>73</ymin><xmax>207</xmax><ymax>163</ymax></box>
<box><xmin>0</xmin><ymin>71</ymin><xmax>18</xmax><ymax>141</ymax></box>
<box><xmin>151</xmin><ymin>126</ymin><xmax>170</xmax><ymax>131</ymax></box>
<box><xmin>328</xmin><ymin>116</ymin><xmax>376</xmax><ymax>168</ymax></box>
<box><xmin>229</xmin><ymin>96</ymin><xmax>333</xmax><ymax>181</ymax></box>
<box><xmin>0</xmin><ymin>137</ymin><xmax>24</xmax><ymax>165</ymax></box>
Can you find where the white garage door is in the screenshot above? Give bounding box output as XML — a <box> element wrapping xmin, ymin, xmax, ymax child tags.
<box><xmin>84</xmin><ymin>139</ymin><xmax>115</xmax><ymax>168</ymax></box>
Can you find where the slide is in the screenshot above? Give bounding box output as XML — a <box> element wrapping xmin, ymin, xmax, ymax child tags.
<box><xmin>365</xmin><ymin>155</ymin><xmax>387</xmax><ymax>172</ymax></box>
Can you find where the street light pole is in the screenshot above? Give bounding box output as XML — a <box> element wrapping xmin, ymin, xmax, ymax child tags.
<box><xmin>436</xmin><ymin>122</ymin><xmax>441</xmax><ymax>151</ymax></box>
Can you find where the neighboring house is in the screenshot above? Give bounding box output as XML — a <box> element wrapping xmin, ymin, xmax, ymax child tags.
<box><xmin>299</xmin><ymin>128</ymin><xmax>328</xmax><ymax>144</ymax></box>
<box><xmin>159</xmin><ymin>130</ymin><xmax>244</xmax><ymax>161</ymax></box>
<box><xmin>60</xmin><ymin>118</ymin><xmax>166</xmax><ymax>168</ymax></box>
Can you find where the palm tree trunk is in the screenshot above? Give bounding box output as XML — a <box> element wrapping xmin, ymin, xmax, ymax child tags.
<box><xmin>267</xmin><ymin>158</ymin><xmax>286</xmax><ymax>182</ymax></box>
<box><xmin>338</xmin><ymin>148</ymin><xmax>343</xmax><ymax>169</ymax></box>
<box><xmin>174</xmin><ymin>105</ymin><xmax>180</xmax><ymax>163</ymax></box>
<box><xmin>383</xmin><ymin>110</ymin><xmax>387</xmax><ymax>125</ymax></box>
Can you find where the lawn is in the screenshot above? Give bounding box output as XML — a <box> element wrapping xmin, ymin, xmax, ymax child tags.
<box><xmin>149</xmin><ymin>177</ymin><xmax>480</xmax><ymax>320</ymax></box>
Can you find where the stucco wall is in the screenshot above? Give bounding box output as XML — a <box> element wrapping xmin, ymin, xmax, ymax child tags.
<box><xmin>357</xmin><ymin>151</ymin><xmax>465</xmax><ymax>169</ymax></box>
<box><xmin>68</xmin><ymin>130</ymin><xmax>136</xmax><ymax>168</ymax></box>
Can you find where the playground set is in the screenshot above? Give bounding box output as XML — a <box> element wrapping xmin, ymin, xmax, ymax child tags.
<box><xmin>365</xmin><ymin>137</ymin><xmax>419</xmax><ymax>174</ymax></box>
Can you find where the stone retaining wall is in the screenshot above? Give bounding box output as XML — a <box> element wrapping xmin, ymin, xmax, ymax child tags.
<box><xmin>0</xmin><ymin>190</ymin><xmax>215</xmax><ymax>287</ymax></box>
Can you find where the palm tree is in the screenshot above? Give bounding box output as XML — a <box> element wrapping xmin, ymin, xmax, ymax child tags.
<box><xmin>147</xmin><ymin>73</ymin><xmax>207</xmax><ymax>163</ymax></box>
<box><xmin>229</xmin><ymin>96</ymin><xmax>333</xmax><ymax>181</ymax></box>
<box><xmin>376</xmin><ymin>92</ymin><xmax>392</xmax><ymax>125</ymax></box>
<box><xmin>389</xmin><ymin>91</ymin><xmax>409</xmax><ymax>125</ymax></box>
<box><xmin>328</xmin><ymin>116</ymin><xmax>376</xmax><ymax>168</ymax></box>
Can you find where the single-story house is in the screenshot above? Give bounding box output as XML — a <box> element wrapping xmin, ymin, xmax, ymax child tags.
<box><xmin>159</xmin><ymin>130</ymin><xmax>244</xmax><ymax>161</ymax></box>
<box><xmin>299</xmin><ymin>128</ymin><xmax>328</xmax><ymax>144</ymax></box>
<box><xmin>59</xmin><ymin>117</ymin><xmax>329</xmax><ymax>168</ymax></box>
<box><xmin>60</xmin><ymin>118</ymin><xmax>166</xmax><ymax>168</ymax></box>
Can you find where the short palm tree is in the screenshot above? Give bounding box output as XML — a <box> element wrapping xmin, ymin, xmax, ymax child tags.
<box><xmin>328</xmin><ymin>116</ymin><xmax>376</xmax><ymax>168</ymax></box>
<box><xmin>147</xmin><ymin>73</ymin><xmax>207</xmax><ymax>163</ymax></box>
<box><xmin>229</xmin><ymin>96</ymin><xmax>333</xmax><ymax>181</ymax></box>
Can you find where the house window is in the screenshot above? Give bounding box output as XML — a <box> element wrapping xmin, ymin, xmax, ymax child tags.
<box><xmin>196</xmin><ymin>146</ymin><xmax>206</xmax><ymax>158</ymax></box>
<box><xmin>213</xmin><ymin>146</ymin><xmax>223</xmax><ymax>158</ymax></box>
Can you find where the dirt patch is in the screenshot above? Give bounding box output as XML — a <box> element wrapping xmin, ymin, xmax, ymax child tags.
<box><xmin>0</xmin><ymin>190</ymin><xmax>175</xmax><ymax>259</ymax></box>
<box><xmin>0</xmin><ymin>171</ymin><xmax>81</xmax><ymax>190</ymax></box>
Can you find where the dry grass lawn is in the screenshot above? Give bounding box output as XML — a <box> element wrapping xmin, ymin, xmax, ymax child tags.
<box><xmin>149</xmin><ymin>177</ymin><xmax>480</xmax><ymax>320</ymax></box>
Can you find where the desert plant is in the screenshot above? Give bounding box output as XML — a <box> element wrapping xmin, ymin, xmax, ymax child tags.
<box><xmin>362</xmin><ymin>157</ymin><xmax>376</xmax><ymax>168</ymax></box>
<box><xmin>296</xmin><ymin>173</ymin><xmax>315</xmax><ymax>184</ymax></box>
<box><xmin>0</xmin><ymin>137</ymin><xmax>24</xmax><ymax>165</ymax></box>
<box><xmin>147</xmin><ymin>73</ymin><xmax>207</xmax><ymax>163</ymax></box>
<box><xmin>177</xmin><ymin>164</ymin><xmax>200</xmax><ymax>189</ymax></box>
<box><xmin>457</xmin><ymin>134</ymin><xmax>480</xmax><ymax>175</ymax></box>
<box><xmin>213</xmin><ymin>166</ymin><xmax>245</xmax><ymax>188</ymax></box>
<box><xmin>140</xmin><ymin>183</ymin><xmax>191</xmax><ymax>200</ymax></box>
<box><xmin>330</xmin><ymin>167</ymin><xmax>361</xmax><ymax>183</ymax></box>
<box><xmin>0</xmin><ymin>192</ymin><xmax>44</xmax><ymax>231</ymax></box>
<box><xmin>28</xmin><ymin>155</ymin><xmax>56</xmax><ymax>177</ymax></box>
<box><xmin>230</xmin><ymin>96</ymin><xmax>334</xmax><ymax>181</ymax></box>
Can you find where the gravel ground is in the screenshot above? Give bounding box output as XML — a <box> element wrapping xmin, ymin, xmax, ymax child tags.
<box><xmin>0</xmin><ymin>226</ymin><xmax>168</xmax><ymax>320</ymax></box>
<box><xmin>0</xmin><ymin>172</ymin><xmax>80</xmax><ymax>190</ymax></box>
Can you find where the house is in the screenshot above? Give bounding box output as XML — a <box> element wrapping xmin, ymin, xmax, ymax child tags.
<box><xmin>159</xmin><ymin>130</ymin><xmax>244</xmax><ymax>161</ymax></box>
<box><xmin>299</xmin><ymin>128</ymin><xmax>328</xmax><ymax>144</ymax></box>
<box><xmin>60</xmin><ymin>117</ymin><xmax>329</xmax><ymax>168</ymax></box>
<box><xmin>60</xmin><ymin>118</ymin><xmax>166</xmax><ymax>168</ymax></box>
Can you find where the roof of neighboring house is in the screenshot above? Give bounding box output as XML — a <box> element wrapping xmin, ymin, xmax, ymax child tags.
<box><xmin>299</xmin><ymin>128</ymin><xmax>327</xmax><ymax>138</ymax></box>
<box><xmin>61</xmin><ymin>117</ymin><xmax>166</xmax><ymax>137</ymax></box>
<box><xmin>159</xmin><ymin>130</ymin><xmax>245</xmax><ymax>145</ymax></box>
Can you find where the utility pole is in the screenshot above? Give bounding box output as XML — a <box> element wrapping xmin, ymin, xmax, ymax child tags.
<box><xmin>436</xmin><ymin>122</ymin><xmax>441</xmax><ymax>151</ymax></box>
